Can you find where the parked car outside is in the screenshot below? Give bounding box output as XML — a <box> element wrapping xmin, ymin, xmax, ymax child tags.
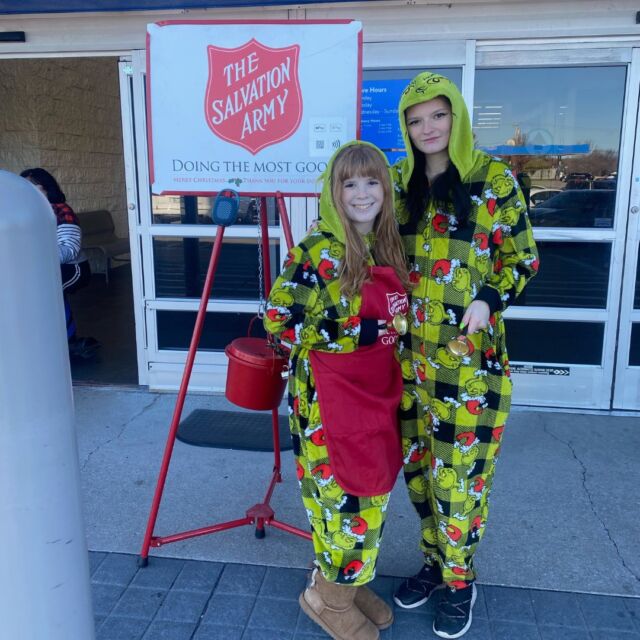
<box><xmin>563</xmin><ymin>172</ymin><xmax>593</xmax><ymax>189</ymax></box>
<box><xmin>529</xmin><ymin>187</ymin><xmax>562</xmax><ymax>207</ymax></box>
<box><xmin>592</xmin><ymin>178</ymin><xmax>617</xmax><ymax>190</ymax></box>
<box><xmin>528</xmin><ymin>189</ymin><xmax>615</xmax><ymax>227</ymax></box>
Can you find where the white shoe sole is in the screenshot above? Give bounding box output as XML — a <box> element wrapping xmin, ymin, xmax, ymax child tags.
<box><xmin>393</xmin><ymin>583</ymin><xmax>444</xmax><ymax>609</ymax></box>
<box><xmin>432</xmin><ymin>583</ymin><xmax>477</xmax><ymax>639</ymax></box>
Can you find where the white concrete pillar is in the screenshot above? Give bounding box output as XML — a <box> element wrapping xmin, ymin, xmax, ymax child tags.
<box><xmin>0</xmin><ymin>170</ymin><xmax>95</xmax><ymax>639</ymax></box>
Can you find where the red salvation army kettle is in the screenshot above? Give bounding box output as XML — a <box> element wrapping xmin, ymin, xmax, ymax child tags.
<box><xmin>224</xmin><ymin>334</ymin><xmax>289</xmax><ymax>411</ymax></box>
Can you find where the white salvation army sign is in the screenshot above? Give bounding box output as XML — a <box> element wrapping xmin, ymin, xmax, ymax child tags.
<box><xmin>146</xmin><ymin>20</ymin><xmax>362</xmax><ymax>196</ymax></box>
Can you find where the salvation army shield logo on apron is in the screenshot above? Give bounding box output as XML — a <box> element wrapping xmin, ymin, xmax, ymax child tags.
<box><xmin>205</xmin><ymin>39</ymin><xmax>302</xmax><ymax>154</ymax></box>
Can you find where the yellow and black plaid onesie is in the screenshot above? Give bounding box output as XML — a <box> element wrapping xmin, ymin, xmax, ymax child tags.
<box><xmin>393</xmin><ymin>73</ymin><xmax>539</xmax><ymax>588</ymax></box>
<box><xmin>264</xmin><ymin>141</ymin><xmax>402</xmax><ymax>586</ymax></box>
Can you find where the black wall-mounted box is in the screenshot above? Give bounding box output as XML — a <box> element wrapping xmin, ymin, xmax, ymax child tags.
<box><xmin>0</xmin><ymin>32</ymin><xmax>26</xmax><ymax>43</ymax></box>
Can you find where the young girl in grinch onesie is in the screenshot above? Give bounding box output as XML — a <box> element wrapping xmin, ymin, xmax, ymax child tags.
<box><xmin>264</xmin><ymin>141</ymin><xmax>409</xmax><ymax>640</ymax></box>
<box><xmin>391</xmin><ymin>72</ymin><xmax>539</xmax><ymax>639</ymax></box>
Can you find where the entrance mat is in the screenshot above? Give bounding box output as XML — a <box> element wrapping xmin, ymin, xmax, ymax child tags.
<box><xmin>176</xmin><ymin>409</ymin><xmax>292</xmax><ymax>451</ymax></box>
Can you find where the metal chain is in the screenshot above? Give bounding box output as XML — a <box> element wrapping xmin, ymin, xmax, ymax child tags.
<box><xmin>255</xmin><ymin>198</ymin><xmax>265</xmax><ymax>318</ymax></box>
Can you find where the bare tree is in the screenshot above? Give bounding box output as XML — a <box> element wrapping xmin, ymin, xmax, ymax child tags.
<box><xmin>563</xmin><ymin>148</ymin><xmax>617</xmax><ymax>178</ymax></box>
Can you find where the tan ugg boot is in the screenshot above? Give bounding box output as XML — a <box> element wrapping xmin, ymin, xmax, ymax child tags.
<box><xmin>355</xmin><ymin>585</ymin><xmax>394</xmax><ymax>630</ymax></box>
<box><xmin>299</xmin><ymin>568</ymin><xmax>380</xmax><ymax>640</ymax></box>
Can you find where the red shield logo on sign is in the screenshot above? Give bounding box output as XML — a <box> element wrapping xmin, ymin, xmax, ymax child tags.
<box><xmin>205</xmin><ymin>39</ymin><xmax>302</xmax><ymax>155</ymax></box>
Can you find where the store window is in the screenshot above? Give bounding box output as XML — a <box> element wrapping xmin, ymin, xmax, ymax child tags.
<box><xmin>153</xmin><ymin>236</ymin><xmax>280</xmax><ymax>300</ymax></box>
<box><xmin>631</xmin><ymin>247</ymin><xmax>640</xmax><ymax>366</ymax></box>
<box><xmin>157</xmin><ymin>311</ymin><xmax>267</xmax><ymax>351</ymax></box>
<box><xmin>513</xmin><ymin>241</ymin><xmax>611</xmax><ymax>309</ymax></box>
<box><xmin>635</xmin><ymin>244</ymin><xmax>640</xmax><ymax>309</ymax></box>
<box><xmin>473</xmin><ymin>66</ymin><xmax>626</xmax><ymax>228</ymax></box>
<box><xmin>631</xmin><ymin>326</ymin><xmax>640</xmax><ymax>366</ymax></box>
<box><xmin>149</xmin><ymin>191</ymin><xmax>281</xmax><ymax>356</ymax></box>
<box><xmin>147</xmin><ymin>162</ymin><xmax>283</xmax><ymax>355</ymax></box>
<box><xmin>506</xmin><ymin>319</ymin><xmax>604</xmax><ymax>365</ymax></box>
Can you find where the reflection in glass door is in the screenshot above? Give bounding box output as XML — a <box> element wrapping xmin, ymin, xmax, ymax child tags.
<box><xmin>475</xmin><ymin>66</ymin><xmax>625</xmax><ymax>230</ymax></box>
<box><xmin>473</xmin><ymin>50</ymin><xmax>635</xmax><ymax>409</ymax></box>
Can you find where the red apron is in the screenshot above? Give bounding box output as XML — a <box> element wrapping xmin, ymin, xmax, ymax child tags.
<box><xmin>309</xmin><ymin>266</ymin><xmax>408</xmax><ymax>496</ymax></box>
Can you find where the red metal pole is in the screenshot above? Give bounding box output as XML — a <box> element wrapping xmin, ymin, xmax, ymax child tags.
<box><xmin>260</xmin><ymin>201</ymin><xmax>284</xmax><ymax>473</ymax></box>
<box><xmin>275</xmin><ymin>191</ymin><xmax>294</xmax><ymax>250</ymax></box>
<box><xmin>259</xmin><ymin>198</ymin><xmax>281</xmax><ymax>471</ymax></box>
<box><xmin>270</xmin><ymin>520</ymin><xmax>312</xmax><ymax>540</ymax></box>
<box><xmin>256</xmin><ymin>197</ymin><xmax>279</xmax><ymax>539</ymax></box>
<box><xmin>271</xmin><ymin>408</ymin><xmax>281</xmax><ymax>480</ymax></box>
<box><xmin>150</xmin><ymin>517</ymin><xmax>254</xmax><ymax>547</ymax></box>
<box><xmin>269</xmin><ymin>193</ymin><xmax>295</xmax><ymax>477</ymax></box>
<box><xmin>138</xmin><ymin>227</ymin><xmax>226</xmax><ymax>566</ymax></box>
<box><xmin>259</xmin><ymin>197</ymin><xmax>273</xmax><ymax>296</ymax></box>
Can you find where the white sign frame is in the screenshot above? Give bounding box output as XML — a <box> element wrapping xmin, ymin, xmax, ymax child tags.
<box><xmin>146</xmin><ymin>20</ymin><xmax>363</xmax><ymax>196</ymax></box>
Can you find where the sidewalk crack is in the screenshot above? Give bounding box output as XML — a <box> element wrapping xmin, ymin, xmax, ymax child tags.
<box><xmin>81</xmin><ymin>394</ymin><xmax>163</xmax><ymax>471</ymax></box>
<box><xmin>543</xmin><ymin>423</ymin><xmax>640</xmax><ymax>584</ymax></box>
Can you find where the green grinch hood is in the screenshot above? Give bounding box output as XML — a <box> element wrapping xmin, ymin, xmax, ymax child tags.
<box><xmin>317</xmin><ymin>140</ymin><xmax>393</xmax><ymax>244</ymax></box>
<box><xmin>397</xmin><ymin>71</ymin><xmax>487</xmax><ymax>190</ymax></box>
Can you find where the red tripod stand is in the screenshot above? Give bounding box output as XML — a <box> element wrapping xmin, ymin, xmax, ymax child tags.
<box><xmin>138</xmin><ymin>193</ymin><xmax>311</xmax><ymax>567</ymax></box>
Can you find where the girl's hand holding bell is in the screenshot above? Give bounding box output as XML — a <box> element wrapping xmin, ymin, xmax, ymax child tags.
<box><xmin>461</xmin><ymin>299</ymin><xmax>490</xmax><ymax>334</ymax></box>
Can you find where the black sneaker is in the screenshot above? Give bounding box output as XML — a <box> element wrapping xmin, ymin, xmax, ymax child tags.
<box><xmin>393</xmin><ymin>563</ymin><xmax>443</xmax><ymax>609</ymax></box>
<box><xmin>433</xmin><ymin>583</ymin><xmax>477</xmax><ymax>639</ymax></box>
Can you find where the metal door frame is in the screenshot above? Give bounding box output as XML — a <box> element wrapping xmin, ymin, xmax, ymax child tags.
<box><xmin>118</xmin><ymin>54</ymin><xmax>148</xmax><ymax>385</ymax></box>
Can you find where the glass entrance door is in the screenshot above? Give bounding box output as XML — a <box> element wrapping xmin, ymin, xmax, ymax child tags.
<box><xmin>474</xmin><ymin>46</ymin><xmax>638</xmax><ymax>409</ymax></box>
<box><xmin>613</xmin><ymin>49</ymin><xmax>640</xmax><ymax>410</ymax></box>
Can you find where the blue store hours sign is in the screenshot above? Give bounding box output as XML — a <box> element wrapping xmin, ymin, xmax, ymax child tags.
<box><xmin>360</xmin><ymin>78</ymin><xmax>410</xmax><ymax>166</ymax></box>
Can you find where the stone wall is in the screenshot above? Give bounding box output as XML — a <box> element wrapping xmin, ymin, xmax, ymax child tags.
<box><xmin>0</xmin><ymin>57</ymin><xmax>128</xmax><ymax>238</ymax></box>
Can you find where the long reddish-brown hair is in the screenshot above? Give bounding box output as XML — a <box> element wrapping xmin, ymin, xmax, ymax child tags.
<box><xmin>329</xmin><ymin>145</ymin><xmax>409</xmax><ymax>298</ymax></box>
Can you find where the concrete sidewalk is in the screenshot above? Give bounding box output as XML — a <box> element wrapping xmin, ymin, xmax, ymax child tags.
<box><xmin>76</xmin><ymin>386</ymin><xmax>640</xmax><ymax>599</ymax></box>
<box><xmin>74</xmin><ymin>387</ymin><xmax>640</xmax><ymax>640</ymax></box>
<box><xmin>91</xmin><ymin>552</ymin><xmax>640</xmax><ymax>640</ymax></box>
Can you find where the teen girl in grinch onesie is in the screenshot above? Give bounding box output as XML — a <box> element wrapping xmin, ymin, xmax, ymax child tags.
<box><xmin>264</xmin><ymin>141</ymin><xmax>409</xmax><ymax>640</ymax></box>
<box><xmin>391</xmin><ymin>72</ymin><xmax>539</xmax><ymax>639</ymax></box>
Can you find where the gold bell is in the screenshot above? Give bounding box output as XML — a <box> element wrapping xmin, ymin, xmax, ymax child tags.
<box><xmin>446</xmin><ymin>326</ymin><xmax>470</xmax><ymax>357</ymax></box>
<box><xmin>389</xmin><ymin>313</ymin><xmax>408</xmax><ymax>336</ymax></box>
<box><xmin>446</xmin><ymin>336</ymin><xmax>470</xmax><ymax>357</ymax></box>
